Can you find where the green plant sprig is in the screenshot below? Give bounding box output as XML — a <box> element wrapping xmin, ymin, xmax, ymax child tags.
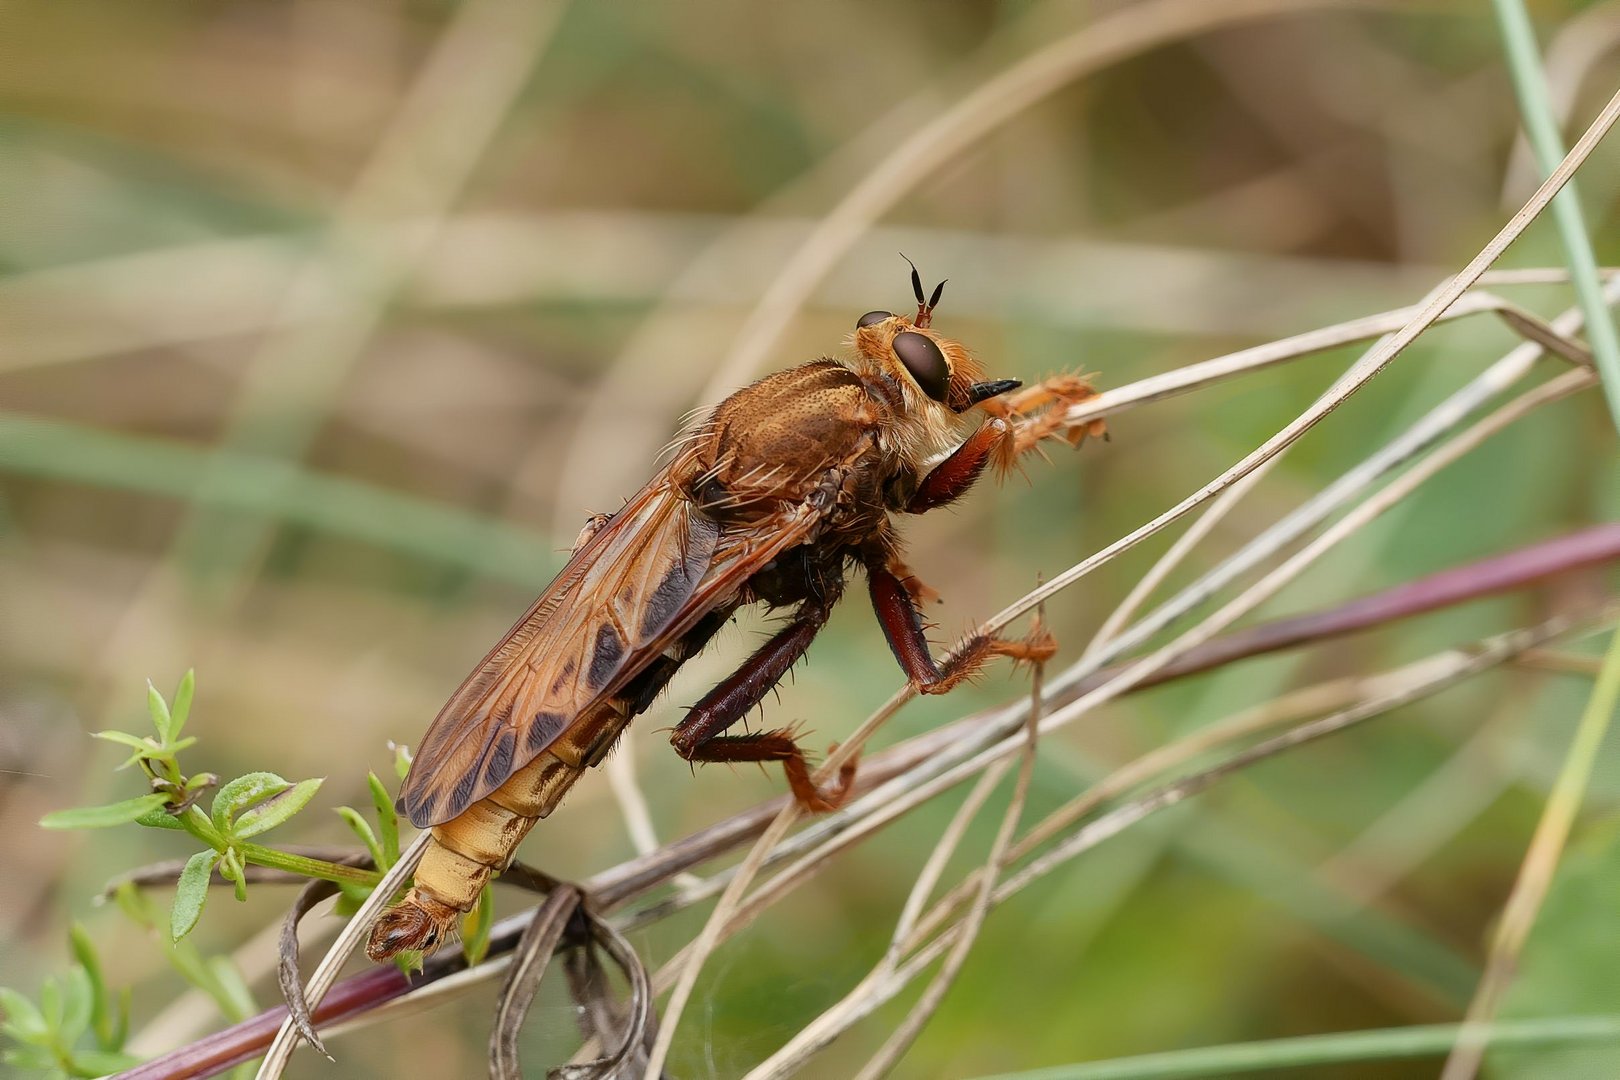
<box><xmin>5</xmin><ymin>673</ymin><xmax>415</xmax><ymax>1079</ymax></box>
<box><xmin>0</xmin><ymin>926</ymin><xmax>140</xmax><ymax>1080</ymax></box>
<box><xmin>39</xmin><ymin>671</ymin><xmax>384</xmax><ymax>941</ymax></box>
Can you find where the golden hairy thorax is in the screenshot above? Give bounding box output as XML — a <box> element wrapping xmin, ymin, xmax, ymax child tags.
<box><xmin>687</xmin><ymin>363</ymin><xmax>887</xmax><ymax>499</ymax></box>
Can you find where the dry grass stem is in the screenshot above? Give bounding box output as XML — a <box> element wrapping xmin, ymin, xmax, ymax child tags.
<box><xmin>1016</xmin><ymin>363</ymin><xmax>1600</xmax><ymax>750</ymax></box>
<box><xmin>490</xmin><ymin>886</ymin><xmax>580</xmax><ymax>1080</ymax></box>
<box><xmin>1081</xmin><ymin>455</ymin><xmax>1279</xmax><ymax>659</ymax></box>
<box><xmin>1514</xmin><ymin>649</ymin><xmax>1609</xmax><ymax>677</ymax></box>
<box><xmin>882</xmin><ymin>751</ymin><xmax>1015</xmax><ymax>972</ymax></box>
<box><xmin>1050</xmin><ymin>273</ymin><xmax>1620</xmax><ymax>702</ymax></box>
<box><xmin>1016</xmin><ymin>287</ymin><xmax>1589</xmax><ymax>433</ymax></box>
<box><xmin>850</xmin><ymin>653</ymin><xmax>1046</xmax><ymax>1080</ymax></box>
<box><xmin>898</xmin><ymin>674</ymin><xmax>1378</xmax><ymax>960</ymax></box>
<box><xmin>996</xmin><ymin>609</ymin><xmax>1609</xmax><ymax>907</ymax></box>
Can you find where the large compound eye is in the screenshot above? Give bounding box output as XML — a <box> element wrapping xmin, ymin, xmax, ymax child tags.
<box><xmin>856</xmin><ymin>310</ymin><xmax>892</xmax><ymax>328</ymax></box>
<box><xmin>892</xmin><ymin>330</ymin><xmax>949</xmax><ymax>402</ymax></box>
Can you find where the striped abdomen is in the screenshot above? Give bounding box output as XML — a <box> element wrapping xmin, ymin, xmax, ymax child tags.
<box><xmin>363</xmin><ymin>699</ymin><xmax>629</xmax><ymax>961</ymax></box>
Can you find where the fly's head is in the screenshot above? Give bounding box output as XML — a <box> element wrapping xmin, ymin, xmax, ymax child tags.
<box><xmin>849</xmin><ymin>258</ymin><xmax>1022</xmax><ymax>423</ymax></box>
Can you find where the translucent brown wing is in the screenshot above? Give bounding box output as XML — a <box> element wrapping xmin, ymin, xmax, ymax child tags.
<box><xmin>398</xmin><ymin>475</ymin><xmax>820</xmax><ymax>827</ymax></box>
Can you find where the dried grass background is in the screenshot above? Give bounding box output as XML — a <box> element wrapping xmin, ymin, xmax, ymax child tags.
<box><xmin>3</xmin><ymin>1</ymin><xmax>1620</xmax><ymax>1078</ymax></box>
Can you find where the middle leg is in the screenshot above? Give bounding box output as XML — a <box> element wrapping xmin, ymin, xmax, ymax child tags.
<box><xmin>867</xmin><ymin>555</ymin><xmax>1054</xmax><ymax>695</ymax></box>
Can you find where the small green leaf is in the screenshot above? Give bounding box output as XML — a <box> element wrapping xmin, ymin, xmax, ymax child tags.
<box><xmin>68</xmin><ymin>924</ymin><xmax>116</xmax><ymax>1050</ymax></box>
<box><xmin>0</xmin><ymin>986</ymin><xmax>48</xmax><ymax>1041</ymax></box>
<box><xmin>58</xmin><ymin>967</ymin><xmax>92</xmax><ymax>1045</ymax></box>
<box><xmin>210</xmin><ymin>773</ymin><xmax>289</xmax><ymax>834</ymax></box>
<box><xmin>41</xmin><ymin>793</ymin><xmax>171</xmax><ymax>830</ymax></box>
<box><xmin>336</xmin><ymin>807</ymin><xmax>385</xmax><ymax>870</ymax></box>
<box><xmin>461</xmin><ymin>885</ymin><xmax>494</xmax><ymax>967</ymax></box>
<box><xmin>110</xmin><ymin>986</ymin><xmax>131</xmax><ymax>1050</ymax></box>
<box><xmin>170</xmin><ymin>851</ymin><xmax>219</xmax><ymax>941</ymax></box>
<box><xmin>392</xmin><ymin>742</ymin><xmax>412</xmax><ymax>781</ymax></box>
<box><xmin>333</xmin><ymin>881</ymin><xmax>370</xmax><ymax>917</ymax></box>
<box><xmin>133</xmin><ymin>806</ymin><xmax>185</xmax><ymax>831</ymax></box>
<box><xmin>4</xmin><ymin>1042</ymin><xmax>57</xmax><ymax>1069</ymax></box>
<box><xmin>92</xmin><ymin>730</ymin><xmax>153</xmax><ymax>752</ymax></box>
<box><xmin>205</xmin><ymin>956</ymin><xmax>256</xmax><ymax>1022</ymax></box>
<box><xmin>146</xmin><ymin>681</ymin><xmax>173</xmax><ymax>743</ymax></box>
<box><xmin>111</xmin><ymin>882</ymin><xmax>150</xmax><ymax>928</ymax></box>
<box><xmin>74</xmin><ymin>1048</ymin><xmax>143</xmax><ymax>1074</ymax></box>
<box><xmin>169</xmin><ymin>670</ymin><xmax>195</xmax><ymax>742</ymax></box>
<box><xmin>368</xmin><ymin>771</ymin><xmax>400</xmax><ymax>866</ymax></box>
<box><xmin>231</xmin><ymin>777</ymin><xmax>322</xmax><ymax>839</ymax></box>
<box><xmin>220</xmin><ymin>849</ymin><xmax>248</xmax><ymax>902</ymax></box>
<box><xmin>67</xmin><ymin>924</ymin><xmax>100</xmax><ymax>988</ymax></box>
<box><xmin>38</xmin><ymin>975</ymin><xmax>61</xmax><ymax>1030</ymax></box>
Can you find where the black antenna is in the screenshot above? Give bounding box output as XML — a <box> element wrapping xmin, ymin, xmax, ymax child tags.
<box><xmin>900</xmin><ymin>253</ymin><xmax>926</xmax><ymax>307</ymax></box>
<box><xmin>929</xmin><ymin>279</ymin><xmax>947</xmax><ymax>310</ymax></box>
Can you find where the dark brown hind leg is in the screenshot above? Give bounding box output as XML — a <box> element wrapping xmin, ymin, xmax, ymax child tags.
<box><xmin>669</xmin><ymin>601</ymin><xmax>855</xmax><ymax>812</ymax></box>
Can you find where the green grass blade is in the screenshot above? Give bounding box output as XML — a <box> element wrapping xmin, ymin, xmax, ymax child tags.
<box><xmin>0</xmin><ymin>413</ymin><xmax>559</xmax><ymax>586</ymax></box>
<box><xmin>970</xmin><ymin>1015</ymin><xmax>1620</xmax><ymax>1080</ymax></box>
<box><xmin>1490</xmin><ymin>0</ymin><xmax>1620</xmax><ymax>431</ymax></box>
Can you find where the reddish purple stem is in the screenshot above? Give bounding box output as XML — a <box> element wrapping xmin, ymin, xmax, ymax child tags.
<box><xmin>1102</xmin><ymin>522</ymin><xmax>1620</xmax><ymax>693</ymax></box>
<box><xmin>115</xmin><ymin>966</ymin><xmax>412</xmax><ymax>1080</ymax></box>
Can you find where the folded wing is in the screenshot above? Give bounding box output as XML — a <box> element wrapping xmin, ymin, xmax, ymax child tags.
<box><xmin>398</xmin><ymin>474</ymin><xmax>820</xmax><ymax>827</ymax></box>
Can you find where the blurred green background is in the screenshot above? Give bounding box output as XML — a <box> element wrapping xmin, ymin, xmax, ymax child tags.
<box><xmin>3</xmin><ymin>1</ymin><xmax>1620</xmax><ymax>1077</ymax></box>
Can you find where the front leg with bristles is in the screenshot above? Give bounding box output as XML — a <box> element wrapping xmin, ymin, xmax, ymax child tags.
<box><xmin>904</xmin><ymin>418</ymin><xmax>1013</xmax><ymax>513</ymax></box>
<box><xmin>979</xmin><ymin>372</ymin><xmax>1109</xmax><ymax>456</ymax></box>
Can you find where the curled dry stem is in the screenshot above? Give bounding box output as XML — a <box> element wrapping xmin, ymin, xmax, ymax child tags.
<box><xmin>490</xmin><ymin>885</ymin><xmax>581</xmax><ymax>1080</ymax></box>
<box><xmin>552</xmin><ymin>912</ymin><xmax>657</xmax><ymax>1080</ymax></box>
<box><xmin>277</xmin><ymin>856</ymin><xmax>375</xmax><ymax>1060</ymax></box>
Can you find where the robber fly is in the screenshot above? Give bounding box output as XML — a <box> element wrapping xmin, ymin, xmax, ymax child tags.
<box><xmin>366</xmin><ymin>264</ymin><xmax>1102</xmax><ymax>960</ymax></box>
